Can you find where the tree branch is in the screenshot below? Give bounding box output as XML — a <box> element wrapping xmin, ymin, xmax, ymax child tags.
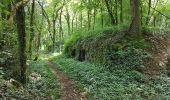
<box><xmin>151</xmin><ymin>6</ymin><xmax>170</xmax><ymax>20</ymax></box>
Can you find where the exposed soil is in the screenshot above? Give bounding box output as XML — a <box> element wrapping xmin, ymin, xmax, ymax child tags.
<box><xmin>143</xmin><ymin>33</ymin><xmax>170</xmax><ymax>75</ymax></box>
<box><xmin>45</xmin><ymin>60</ymin><xmax>86</xmax><ymax>100</ymax></box>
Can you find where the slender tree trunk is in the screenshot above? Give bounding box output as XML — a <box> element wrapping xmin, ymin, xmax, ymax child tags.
<box><xmin>29</xmin><ymin>0</ymin><xmax>35</xmax><ymax>58</ymax></box>
<box><xmin>52</xmin><ymin>16</ymin><xmax>56</xmax><ymax>52</ymax></box>
<box><xmin>59</xmin><ymin>9</ymin><xmax>64</xmax><ymax>52</ymax></box>
<box><xmin>151</xmin><ymin>0</ymin><xmax>158</xmax><ymax>26</ymax></box>
<box><xmin>76</xmin><ymin>16</ymin><xmax>78</xmax><ymax>30</ymax></box>
<box><xmin>15</xmin><ymin>0</ymin><xmax>27</xmax><ymax>84</ymax></box>
<box><xmin>115</xmin><ymin>0</ymin><xmax>118</xmax><ymax>24</ymax></box>
<box><xmin>38</xmin><ymin>1</ymin><xmax>52</xmax><ymax>38</ymax></box>
<box><xmin>72</xmin><ymin>13</ymin><xmax>75</xmax><ymax>34</ymax></box>
<box><xmin>128</xmin><ymin>0</ymin><xmax>141</xmax><ymax>36</ymax></box>
<box><xmin>87</xmin><ymin>10</ymin><xmax>91</xmax><ymax>30</ymax></box>
<box><xmin>93</xmin><ymin>9</ymin><xmax>96</xmax><ymax>30</ymax></box>
<box><xmin>140</xmin><ymin>3</ymin><xmax>143</xmax><ymax>26</ymax></box>
<box><xmin>65</xmin><ymin>7</ymin><xmax>71</xmax><ymax>35</ymax></box>
<box><xmin>153</xmin><ymin>16</ymin><xmax>156</xmax><ymax>27</ymax></box>
<box><xmin>145</xmin><ymin>0</ymin><xmax>151</xmax><ymax>25</ymax></box>
<box><xmin>1</xmin><ymin>1</ymin><xmax>6</xmax><ymax>48</ymax></box>
<box><xmin>52</xmin><ymin>5</ymin><xmax>57</xmax><ymax>52</ymax></box>
<box><xmin>34</xmin><ymin>18</ymin><xmax>43</xmax><ymax>60</ymax></box>
<box><xmin>104</xmin><ymin>0</ymin><xmax>116</xmax><ymax>25</ymax></box>
<box><xmin>120</xmin><ymin>0</ymin><xmax>123</xmax><ymax>23</ymax></box>
<box><xmin>80</xmin><ymin>12</ymin><xmax>83</xmax><ymax>31</ymax></box>
<box><xmin>93</xmin><ymin>0</ymin><xmax>97</xmax><ymax>30</ymax></box>
<box><xmin>100</xmin><ymin>7</ymin><xmax>104</xmax><ymax>28</ymax></box>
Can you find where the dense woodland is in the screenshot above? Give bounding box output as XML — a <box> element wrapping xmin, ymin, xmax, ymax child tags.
<box><xmin>1</xmin><ymin>0</ymin><xmax>170</xmax><ymax>99</ymax></box>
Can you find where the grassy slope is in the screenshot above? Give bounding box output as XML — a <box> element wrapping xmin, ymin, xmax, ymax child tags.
<box><xmin>64</xmin><ymin>25</ymin><xmax>152</xmax><ymax>70</ymax></box>
<box><xmin>51</xmin><ymin>55</ymin><xmax>170</xmax><ymax>100</ymax></box>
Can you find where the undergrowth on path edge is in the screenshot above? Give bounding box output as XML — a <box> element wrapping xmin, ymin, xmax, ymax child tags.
<box><xmin>27</xmin><ymin>60</ymin><xmax>60</xmax><ymax>99</ymax></box>
<box><xmin>0</xmin><ymin>60</ymin><xmax>61</xmax><ymax>99</ymax></box>
<box><xmin>50</xmin><ymin>55</ymin><xmax>170</xmax><ymax>100</ymax></box>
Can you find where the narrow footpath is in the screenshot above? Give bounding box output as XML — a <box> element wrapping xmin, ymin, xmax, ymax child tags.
<box><xmin>44</xmin><ymin>60</ymin><xmax>86</xmax><ymax>100</ymax></box>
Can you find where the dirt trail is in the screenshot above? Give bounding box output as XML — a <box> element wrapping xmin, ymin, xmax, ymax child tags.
<box><xmin>44</xmin><ymin>60</ymin><xmax>86</xmax><ymax>100</ymax></box>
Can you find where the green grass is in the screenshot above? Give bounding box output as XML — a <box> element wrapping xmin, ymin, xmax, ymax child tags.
<box><xmin>50</xmin><ymin>55</ymin><xmax>170</xmax><ymax>100</ymax></box>
<box><xmin>27</xmin><ymin>60</ymin><xmax>60</xmax><ymax>99</ymax></box>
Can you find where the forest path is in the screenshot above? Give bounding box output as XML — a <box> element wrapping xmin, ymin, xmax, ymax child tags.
<box><xmin>44</xmin><ymin>59</ymin><xmax>86</xmax><ymax>100</ymax></box>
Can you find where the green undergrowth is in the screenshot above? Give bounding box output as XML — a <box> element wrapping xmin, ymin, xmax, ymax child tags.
<box><xmin>0</xmin><ymin>67</ymin><xmax>34</xmax><ymax>99</ymax></box>
<box><xmin>50</xmin><ymin>55</ymin><xmax>170</xmax><ymax>100</ymax></box>
<box><xmin>64</xmin><ymin>25</ymin><xmax>126</xmax><ymax>54</ymax></box>
<box><xmin>142</xmin><ymin>26</ymin><xmax>170</xmax><ymax>35</ymax></box>
<box><xmin>64</xmin><ymin>25</ymin><xmax>151</xmax><ymax>71</ymax></box>
<box><xmin>0</xmin><ymin>60</ymin><xmax>60</xmax><ymax>99</ymax></box>
<box><xmin>27</xmin><ymin>60</ymin><xmax>60</xmax><ymax>99</ymax></box>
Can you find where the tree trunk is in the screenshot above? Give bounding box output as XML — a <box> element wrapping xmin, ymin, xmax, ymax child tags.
<box><xmin>34</xmin><ymin>17</ymin><xmax>43</xmax><ymax>60</ymax></box>
<box><xmin>128</xmin><ymin>0</ymin><xmax>141</xmax><ymax>37</ymax></box>
<box><xmin>93</xmin><ymin>0</ymin><xmax>97</xmax><ymax>30</ymax></box>
<box><xmin>145</xmin><ymin>0</ymin><xmax>151</xmax><ymax>25</ymax></box>
<box><xmin>140</xmin><ymin>3</ymin><xmax>143</xmax><ymax>26</ymax></box>
<box><xmin>76</xmin><ymin>16</ymin><xmax>78</xmax><ymax>30</ymax></box>
<box><xmin>65</xmin><ymin>7</ymin><xmax>71</xmax><ymax>35</ymax></box>
<box><xmin>120</xmin><ymin>0</ymin><xmax>123</xmax><ymax>23</ymax></box>
<box><xmin>93</xmin><ymin>9</ymin><xmax>96</xmax><ymax>30</ymax></box>
<box><xmin>29</xmin><ymin>0</ymin><xmax>35</xmax><ymax>59</ymax></box>
<box><xmin>52</xmin><ymin>17</ymin><xmax>56</xmax><ymax>52</ymax></box>
<box><xmin>72</xmin><ymin>13</ymin><xmax>75</xmax><ymax>34</ymax></box>
<box><xmin>38</xmin><ymin>1</ymin><xmax>52</xmax><ymax>37</ymax></box>
<box><xmin>15</xmin><ymin>0</ymin><xmax>27</xmax><ymax>84</ymax></box>
<box><xmin>59</xmin><ymin>8</ymin><xmax>64</xmax><ymax>52</ymax></box>
<box><xmin>115</xmin><ymin>0</ymin><xmax>118</xmax><ymax>24</ymax></box>
<box><xmin>80</xmin><ymin>12</ymin><xmax>83</xmax><ymax>31</ymax></box>
<box><xmin>87</xmin><ymin>10</ymin><xmax>91</xmax><ymax>30</ymax></box>
<box><xmin>100</xmin><ymin>7</ymin><xmax>104</xmax><ymax>28</ymax></box>
<box><xmin>104</xmin><ymin>0</ymin><xmax>116</xmax><ymax>25</ymax></box>
<box><xmin>153</xmin><ymin>16</ymin><xmax>156</xmax><ymax>27</ymax></box>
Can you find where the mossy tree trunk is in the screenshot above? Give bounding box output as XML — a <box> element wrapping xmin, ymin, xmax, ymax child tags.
<box><xmin>29</xmin><ymin>0</ymin><xmax>35</xmax><ymax>59</ymax></box>
<box><xmin>128</xmin><ymin>0</ymin><xmax>141</xmax><ymax>37</ymax></box>
<box><xmin>15</xmin><ymin>0</ymin><xmax>27</xmax><ymax>84</ymax></box>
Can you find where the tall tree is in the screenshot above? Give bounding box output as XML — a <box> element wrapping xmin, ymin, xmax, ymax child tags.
<box><xmin>15</xmin><ymin>0</ymin><xmax>27</xmax><ymax>84</ymax></box>
<box><xmin>128</xmin><ymin>0</ymin><xmax>141</xmax><ymax>36</ymax></box>
<box><xmin>115</xmin><ymin>0</ymin><xmax>118</xmax><ymax>24</ymax></box>
<box><xmin>59</xmin><ymin>7</ymin><xmax>64</xmax><ymax>52</ymax></box>
<box><xmin>52</xmin><ymin>3</ymin><xmax>64</xmax><ymax>52</ymax></box>
<box><xmin>104</xmin><ymin>0</ymin><xmax>116</xmax><ymax>25</ymax></box>
<box><xmin>65</xmin><ymin>6</ymin><xmax>71</xmax><ymax>35</ymax></box>
<box><xmin>29</xmin><ymin>0</ymin><xmax>35</xmax><ymax>58</ymax></box>
<box><xmin>120</xmin><ymin>0</ymin><xmax>123</xmax><ymax>23</ymax></box>
<box><xmin>145</xmin><ymin>0</ymin><xmax>151</xmax><ymax>25</ymax></box>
